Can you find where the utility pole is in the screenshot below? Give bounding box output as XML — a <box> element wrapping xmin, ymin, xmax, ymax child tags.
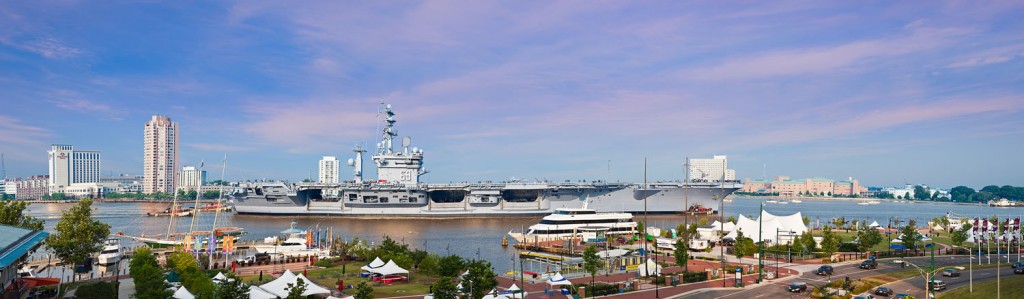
<box><xmin>758</xmin><ymin>201</ymin><xmax>763</xmax><ymax>283</ymax></box>
<box><xmin>683</xmin><ymin>157</ymin><xmax>689</xmax><ymax>273</ymax></box>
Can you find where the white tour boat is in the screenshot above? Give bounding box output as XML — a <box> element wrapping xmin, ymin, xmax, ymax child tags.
<box><xmin>507</xmin><ymin>204</ymin><xmax>636</xmax><ymax>243</ymax></box>
<box><xmin>97</xmin><ymin>238</ymin><xmax>121</xmax><ymax>265</ymax></box>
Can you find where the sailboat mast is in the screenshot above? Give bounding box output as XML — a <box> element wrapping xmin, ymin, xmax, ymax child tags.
<box><xmin>211</xmin><ymin>155</ymin><xmax>227</xmax><ymax>268</ymax></box>
<box><xmin>188</xmin><ymin>160</ymin><xmax>205</xmax><ymax>235</ymax></box>
<box><xmin>166</xmin><ymin>185</ymin><xmax>180</xmax><ymax>239</ymax></box>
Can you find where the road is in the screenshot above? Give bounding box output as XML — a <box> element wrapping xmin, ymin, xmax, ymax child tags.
<box><xmin>682</xmin><ymin>255</ymin><xmax>1017</xmax><ymax>299</ymax></box>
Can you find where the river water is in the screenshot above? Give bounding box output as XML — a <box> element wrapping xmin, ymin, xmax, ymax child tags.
<box><xmin>25</xmin><ymin>197</ymin><xmax>1023</xmax><ymax>274</ymax></box>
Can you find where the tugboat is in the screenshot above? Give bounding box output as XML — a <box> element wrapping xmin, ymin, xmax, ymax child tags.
<box><xmin>146</xmin><ymin>203</ymin><xmax>193</xmax><ymax>217</ymax></box>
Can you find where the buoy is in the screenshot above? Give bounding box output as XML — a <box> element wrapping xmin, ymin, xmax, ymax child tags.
<box><xmin>502</xmin><ymin>235</ymin><xmax>509</xmax><ymax>247</ymax></box>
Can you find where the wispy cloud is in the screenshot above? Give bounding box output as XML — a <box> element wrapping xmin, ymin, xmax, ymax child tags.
<box><xmin>946</xmin><ymin>44</ymin><xmax>1024</xmax><ymax>69</ymax></box>
<box><xmin>0</xmin><ymin>115</ymin><xmax>51</xmax><ymax>160</ymax></box>
<box><xmin>187</xmin><ymin>143</ymin><xmax>252</xmax><ymax>152</ymax></box>
<box><xmin>46</xmin><ymin>90</ymin><xmax>126</xmax><ymax>119</ymax></box>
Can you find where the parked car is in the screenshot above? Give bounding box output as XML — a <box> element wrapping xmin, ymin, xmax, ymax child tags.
<box><xmin>874</xmin><ymin>286</ymin><xmax>894</xmax><ymax>296</ymax></box>
<box><xmin>859</xmin><ymin>259</ymin><xmax>878</xmax><ymax>269</ymax></box>
<box><xmin>816</xmin><ymin>265</ymin><xmax>834</xmax><ymax>276</ymax></box>
<box><xmin>893</xmin><ymin>294</ymin><xmax>914</xmax><ymax>299</ymax></box>
<box><xmin>929</xmin><ymin>279</ymin><xmax>946</xmax><ymax>291</ymax></box>
<box><xmin>942</xmin><ymin>269</ymin><xmax>960</xmax><ymax>277</ymax></box>
<box><xmin>1014</xmin><ymin>266</ymin><xmax>1024</xmax><ymax>274</ymax></box>
<box><xmin>1012</xmin><ymin>262</ymin><xmax>1024</xmax><ymax>269</ymax></box>
<box><xmin>853</xmin><ymin>295</ymin><xmax>875</xmax><ymax>299</ymax></box>
<box><xmin>722</xmin><ymin>237</ymin><xmax>736</xmax><ymax>246</ymax></box>
<box><xmin>238</xmin><ymin>252</ymin><xmax>271</xmax><ymax>263</ymax></box>
<box><xmin>787</xmin><ymin>281</ymin><xmax>807</xmax><ymax>293</ymax></box>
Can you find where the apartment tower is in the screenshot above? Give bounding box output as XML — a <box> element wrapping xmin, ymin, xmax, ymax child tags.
<box><xmin>319</xmin><ymin>156</ymin><xmax>339</xmax><ymax>184</ymax></box>
<box><xmin>143</xmin><ymin>115</ymin><xmax>179</xmax><ymax>194</ymax></box>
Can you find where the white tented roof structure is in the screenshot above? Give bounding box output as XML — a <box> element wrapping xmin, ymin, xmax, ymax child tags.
<box><xmin>869</xmin><ymin>221</ymin><xmax>880</xmax><ymax>228</ymax></box>
<box><xmin>256</xmin><ymin>270</ymin><xmax>332</xmax><ymax>297</ymax></box>
<box><xmin>636</xmin><ymin>258</ymin><xmax>662</xmax><ymax>277</ymax></box>
<box><xmin>723</xmin><ymin>211</ymin><xmax>808</xmax><ymax>244</ymax></box>
<box><xmin>368</xmin><ymin>260</ymin><xmax>410</xmax><ymax>276</ymax></box>
<box><xmin>248</xmin><ymin>286</ymin><xmax>278</xmax><ymax>299</ymax></box>
<box><xmin>546</xmin><ymin>272</ymin><xmax>572</xmax><ymax>286</ymax></box>
<box><xmin>173</xmin><ymin>286</ymin><xmax>195</xmax><ymax>299</ymax></box>
<box><xmin>361</xmin><ymin>257</ymin><xmax>386</xmax><ymax>272</ymax></box>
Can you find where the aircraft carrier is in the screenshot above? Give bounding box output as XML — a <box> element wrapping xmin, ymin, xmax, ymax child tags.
<box><xmin>232</xmin><ymin>103</ymin><xmax>741</xmax><ymax>217</ymax></box>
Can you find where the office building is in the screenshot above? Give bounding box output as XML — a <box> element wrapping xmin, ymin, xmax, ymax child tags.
<box><xmin>688</xmin><ymin>155</ymin><xmax>736</xmax><ymax>182</ymax></box>
<box><xmin>47</xmin><ymin>144</ymin><xmax>101</xmax><ymax>192</ymax></box>
<box><xmin>143</xmin><ymin>115</ymin><xmax>179</xmax><ymax>194</ymax></box>
<box><xmin>177</xmin><ymin>166</ymin><xmax>207</xmax><ymax>191</ymax></box>
<box><xmin>318</xmin><ymin>156</ymin><xmax>339</xmax><ymax>184</ymax></box>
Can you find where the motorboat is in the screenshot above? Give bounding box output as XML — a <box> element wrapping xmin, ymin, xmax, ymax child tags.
<box><xmin>252</xmin><ymin>220</ymin><xmax>318</xmax><ymax>257</ymax></box>
<box><xmin>97</xmin><ymin>238</ymin><xmax>121</xmax><ymax>265</ymax></box>
<box><xmin>507</xmin><ymin>204</ymin><xmax>636</xmax><ymax>243</ymax></box>
<box><xmin>790</xmin><ymin>199</ymin><xmax>802</xmax><ymax>203</ymax></box>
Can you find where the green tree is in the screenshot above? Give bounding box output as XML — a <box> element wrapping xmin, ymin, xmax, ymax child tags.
<box><xmin>418</xmin><ymin>254</ymin><xmax>440</xmax><ymax>276</ymax></box>
<box><xmin>215</xmin><ymin>273</ymin><xmax>249</xmax><ymax>299</ymax></box>
<box><xmin>950</xmin><ymin>223</ymin><xmax>972</xmax><ymax>248</ymax></box>
<box><xmin>800</xmin><ymin>231</ymin><xmax>817</xmax><ymax>252</ymax></box>
<box><xmin>674</xmin><ymin>239</ymin><xmax>689</xmax><ymax>272</ymax></box>
<box><xmin>46</xmin><ymin>198</ymin><xmax>110</xmax><ymax>269</ymax></box>
<box><xmin>855</xmin><ymin>227</ymin><xmax>882</xmax><ymax>252</ymax></box>
<box><xmin>202</xmin><ymin>190</ymin><xmax>221</xmax><ymax>199</ymax></box>
<box><xmin>789</xmin><ymin>233</ymin><xmax>805</xmax><ymax>254</ymax></box>
<box><xmin>438</xmin><ymin>254</ymin><xmax>464</xmax><ymax>277</ymax></box>
<box><xmin>582</xmin><ymin>245</ymin><xmax>601</xmax><ymax>297</ymax></box>
<box><xmin>354</xmin><ymin>281</ymin><xmax>374</xmax><ymax>299</ymax></box>
<box><xmin>462</xmin><ymin>259</ymin><xmax>498</xmax><ymax>299</ymax></box>
<box><xmin>802</xmin><ymin>216</ymin><xmax>811</xmax><ymax>226</ymax></box>
<box><xmin>733</xmin><ymin>231</ymin><xmax>756</xmax><ymax>258</ymax></box>
<box><xmin>430</xmin><ymin>276</ymin><xmax>459</xmax><ymax>299</ymax></box>
<box><xmin>130</xmin><ymin>247</ymin><xmax>173</xmax><ymax>299</ymax></box>
<box><xmin>0</xmin><ymin>200</ymin><xmax>44</xmax><ymax>230</ymax></box>
<box><xmin>284</xmin><ymin>278</ymin><xmax>307</xmax><ymax>299</ymax></box>
<box><xmin>913</xmin><ymin>185</ymin><xmax>930</xmax><ymax>200</ymax></box>
<box><xmin>820</xmin><ymin>226</ymin><xmax>841</xmax><ymax>254</ymax></box>
<box><xmin>74</xmin><ymin>282</ymin><xmax>117</xmax><ymax>299</ymax></box>
<box><xmin>900</xmin><ymin>222</ymin><xmax>920</xmax><ymax>250</ymax></box>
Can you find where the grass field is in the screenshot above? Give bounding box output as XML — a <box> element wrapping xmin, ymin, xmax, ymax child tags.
<box><xmin>939</xmin><ymin>272</ymin><xmax>1024</xmax><ymax>298</ymax></box>
<box><xmin>238</xmin><ymin>261</ymin><xmax>437</xmax><ymax>297</ymax></box>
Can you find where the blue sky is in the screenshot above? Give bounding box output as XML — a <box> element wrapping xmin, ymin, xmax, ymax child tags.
<box><xmin>1</xmin><ymin>1</ymin><xmax>1022</xmax><ymax>189</ymax></box>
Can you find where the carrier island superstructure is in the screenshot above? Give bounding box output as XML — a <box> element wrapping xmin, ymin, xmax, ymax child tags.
<box><xmin>233</xmin><ymin>104</ymin><xmax>742</xmax><ymax>217</ymax></box>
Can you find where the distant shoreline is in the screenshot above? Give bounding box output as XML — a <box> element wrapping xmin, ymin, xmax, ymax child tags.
<box><xmin>732</xmin><ymin>195</ymin><xmax>986</xmax><ymax>206</ymax></box>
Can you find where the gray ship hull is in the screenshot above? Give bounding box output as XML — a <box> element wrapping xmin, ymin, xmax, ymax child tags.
<box><xmin>233</xmin><ymin>183</ymin><xmax>740</xmax><ymax>217</ymax></box>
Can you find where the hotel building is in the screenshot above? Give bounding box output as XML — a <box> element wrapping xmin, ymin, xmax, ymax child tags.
<box><xmin>177</xmin><ymin>166</ymin><xmax>207</xmax><ymax>191</ymax></box>
<box><xmin>688</xmin><ymin>155</ymin><xmax>736</xmax><ymax>182</ymax></box>
<box><xmin>47</xmin><ymin>144</ymin><xmax>101</xmax><ymax>192</ymax></box>
<box><xmin>143</xmin><ymin>115</ymin><xmax>179</xmax><ymax>194</ymax></box>
<box><xmin>319</xmin><ymin>156</ymin><xmax>339</xmax><ymax>184</ymax></box>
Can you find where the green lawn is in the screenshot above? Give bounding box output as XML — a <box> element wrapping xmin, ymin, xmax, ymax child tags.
<box><xmin>238</xmin><ymin>261</ymin><xmax>437</xmax><ymax>297</ymax></box>
<box><xmin>939</xmin><ymin>272</ymin><xmax>1024</xmax><ymax>298</ymax></box>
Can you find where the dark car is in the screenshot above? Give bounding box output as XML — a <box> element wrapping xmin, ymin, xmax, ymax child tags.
<box><xmin>787</xmin><ymin>281</ymin><xmax>807</xmax><ymax>293</ymax></box>
<box><xmin>942</xmin><ymin>269</ymin><xmax>960</xmax><ymax>277</ymax></box>
<box><xmin>859</xmin><ymin>259</ymin><xmax>878</xmax><ymax>269</ymax></box>
<box><xmin>722</xmin><ymin>237</ymin><xmax>736</xmax><ymax>246</ymax></box>
<box><xmin>1013</xmin><ymin>262</ymin><xmax>1024</xmax><ymax>269</ymax></box>
<box><xmin>852</xmin><ymin>295</ymin><xmax>875</xmax><ymax>299</ymax></box>
<box><xmin>893</xmin><ymin>294</ymin><xmax>913</xmax><ymax>299</ymax></box>
<box><xmin>816</xmin><ymin>265</ymin><xmax>834</xmax><ymax>276</ymax></box>
<box><xmin>1015</xmin><ymin>266</ymin><xmax>1024</xmax><ymax>274</ymax></box>
<box><xmin>874</xmin><ymin>286</ymin><xmax>894</xmax><ymax>296</ymax></box>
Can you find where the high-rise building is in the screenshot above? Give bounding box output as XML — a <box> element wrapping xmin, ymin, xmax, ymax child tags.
<box><xmin>177</xmin><ymin>166</ymin><xmax>207</xmax><ymax>191</ymax></box>
<box><xmin>47</xmin><ymin>144</ymin><xmax>101</xmax><ymax>192</ymax></box>
<box><xmin>688</xmin><ymin>155</ymin><xmax>736</xmax><ymax>182</ymax></box>
<box><xmin>319</xmin><ymin>156</ymin><xmax>339</xmax><ymax>184</ymax></box>
<box><xmin>143</xmin><ymin>115</ymin><xmax>179</xmax><ymax>194</ymax></box>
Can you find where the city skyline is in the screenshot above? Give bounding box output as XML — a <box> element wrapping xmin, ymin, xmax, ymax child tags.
<box><xmin>1</xmin><ymin>2</ymin><xmax>1022</xmax><ymax>188</ymax></box>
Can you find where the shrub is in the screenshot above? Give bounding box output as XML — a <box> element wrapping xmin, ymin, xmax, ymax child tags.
<box><xmin>682</xmin><ymin>271</ymin><xmax>708</xmax><ymax>283</ymax></box>
<box><xmin>74</xmin><ymin>282</ymin><xmax>116</xmax><ymax>299</ymax></box>
<box><xmin>838</xmin><ymin>243</ymin><xmax>859</xmax><ymax>252</ymax></box>
<box><xmin>584</xmin><ymin>283</ymin><xmax>618</xmax><ymax>296</ymax></box>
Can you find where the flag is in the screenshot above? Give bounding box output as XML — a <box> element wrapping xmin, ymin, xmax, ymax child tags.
<box><xmin>259</xmin><ymin>270</ymin><xmax>263</xmax><ymax>282</ymax></box>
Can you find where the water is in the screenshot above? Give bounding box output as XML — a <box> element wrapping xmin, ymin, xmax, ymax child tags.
<box><xmin>25</xmin><ymin>198</ymin><xmax>1024</xmax><ymax>274</ymax></box>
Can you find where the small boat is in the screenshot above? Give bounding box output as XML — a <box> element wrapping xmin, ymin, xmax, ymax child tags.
<box><xmin>776</xmin><ymin>200</ymin><xmax>789</xmax><ymax>205</ymax></box>
<box><xmin>251</xmin><ymin>220</ymin><xmax>320</xmax><ymax>257</ymax></box>
<box><xmin>214</xmin><ymin>227</ymin><xmax>245</xmax><ymax>237</ymax></box>
<box><xmin>766</xmin><ymin>200</ymin><xmax>779</xmax><ymax>204</ymax></box>
<box><xmin>97</xmin><ymin>238</ymin><xmax>121</xmax><ymax>265</ymax></box>
<box><xmin>147</xmin><ymin>204</ymin><xmax>193</xmax><ymax>217</ymax></box>
<box><xmin>197</xmin><ymin>203</ymin><xmax>234</xmax><ymax>212</ymax></box>
<box><xmin>790</xmin><ymin>199</ymin><xmax>802</xmax><ymax>203</ymax></box>
<box><xmin>858</xmin><ymin>201</ymin><xmax>871</xmax><ymax>205</ymax></box>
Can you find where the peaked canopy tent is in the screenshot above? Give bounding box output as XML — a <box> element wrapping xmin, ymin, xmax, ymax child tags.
<box><xmin>248</xmin><ymin>286</ymin><xmax>278</xmax><ymax>299</ymax></box>
<box><xmin>723</xmin><ymin>211</ymin><xmax>809</xmax><ymax>245</ymax></box>
<box><xmin>173</xmin><ymin>286</ymin><xmax>195</xmax><ymax>299</ymax></box>
<box><xmin>367</xmin><ymin>260</ymin><xmax>409</xmax><ymax>276</ymax></box>
<box><xmin>256</xmin><ymin>270</ymin><xmax>332</xmax><ymax>297</ymax></box>
<box><xmin>361</xmin><ymin>257</ymin><xmax>386</xmax><ymax>272</ymax></box>
<box><xmin>869</xmin><ymin>221</ymin><xmax>881</xmax><ymax>228</ymax></box>
<box><xmin>637</xmin><ymin>258</ymin><xmax>662</xmax><ymax>277</ymax></box>
<box><xmin>546</xmin><ymin>272</ymin><xmax>572</xmax><ymax>286</ymax></box>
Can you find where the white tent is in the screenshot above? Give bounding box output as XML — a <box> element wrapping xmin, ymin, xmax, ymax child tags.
<box><xmin>295</xmin><ymin>273</ymin><xmax>332</xmax><ymax>295</ymax></box>
<box><xmin>212</xmin><ymin>272</ymin><xmax>236</xmax><ymax>283</ymax></box>
<box><xmin>597</xmin><ymin>249</ymin><xmax>630</xmax><ymax>258</ymax></box>
<box><xmin>368</xmin><ymin>260</ymin><xmax>410</xmax><ymax>276</ymax></box>
<box><xmin>173</xmin><ymin>286</ymin><xmax>195</xmax><ymax>299</ymax></box>
<box><xmin>869</xmin><ymin>221</ymin><xmax>880</xmax><ymax>228</ymax></box>
<box><xmin>256</xmin><ymin>270</ymin><xmax>332</xmax><ymax>297</ymax></box>
<box><xmin>248</xmin><ymin>286</ymin><xmax>278</xmax><ymax>299</ymax></box>
<box><xmin>328</xmin><ymin>295</ymin><xmax>355</xmax><ymax>299</ymax></box>
<box><xmin>546</xmin><ymin>272</ymin><xmax>572</xmax><ymax>286</ymax></box>
<box><xmin>637</xmin><ymin>258</ymin><xmax>662</xmax><ymax>277</ymax></box>
<box><xmin>361</xmin><ymin>257</ymin><xmax>386</xmax><ymax>272</ymax></box>
<box><xmin>723</xmin><ymin>211</ymin><xmax>809</xmax><ymax>245</ymax></box>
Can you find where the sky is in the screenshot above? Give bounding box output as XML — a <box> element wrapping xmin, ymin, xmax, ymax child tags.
<box><xmin>1</xmin><ymin>1</ymin><xmax>1022</xmax><ymax>189</ymax></box>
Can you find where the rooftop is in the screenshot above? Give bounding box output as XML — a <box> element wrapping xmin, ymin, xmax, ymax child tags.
<box><xmin>0</xmin><ymin>225</ymin><xmax>49</xmax><ymax>269</ymax></box>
